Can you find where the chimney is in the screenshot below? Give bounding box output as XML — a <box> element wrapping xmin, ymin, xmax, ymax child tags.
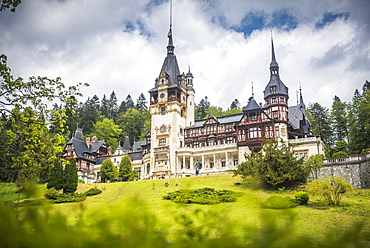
<box><xmin>91</xmin><ymin>136</ymin><xmax>98</xmax><ymax>143</ymax></box>
<box><xmin>86</xmin><ymin>137</ymin><xmax>91</xmax><ymax>147</ymax></box>
<box><xmin>108</xmin><ymin>147</ymin><xmax>112</xmax><ymax>155</ymax></box>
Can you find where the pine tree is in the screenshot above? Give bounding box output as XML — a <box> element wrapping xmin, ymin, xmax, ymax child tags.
<box><xmin>331</xmin><ymin>96</ymin><xmax>349</xmax><ymax>142</ymax></box>
<box><xmin>108</xmin><ymin>91</ymin><xmax>119</xmax><ymax>120</ymax></box>
<box><xmin>63</xmin><ymin>158</ymin><xmax>78</xmax><ymax>193</ymax></box>
<box><xmin>119</xmin><ymin>155</ymin><xmax>134</xmax><ymax>181</ymax></box>
<box><xmin>136</xmin><ymin>93</ymin><xmax>148</xmax><ymax>111</ymax></box>
<box><xmin>230</xmin><ymin>99</ymin><xmax>241</xmax><ymax>110</ymax></box>
<box><xmin>47</xmin><ymin>158</ymin><xmax>63</xmax><ymax>190</ymax></box>
<box><xmin>100</xmin><ymin>94</ymin><xmax>110</xmax><ymax>118</ymax></box>
<box><xmin>307</xmin><ymin>102</ymin><xmax>333</xmax><ymax>148</ymax></box>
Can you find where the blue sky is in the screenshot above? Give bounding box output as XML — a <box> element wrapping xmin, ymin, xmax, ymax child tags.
<box><xmin>0</xmin><ymin>0</ymin><xmax>369</xmax><ymax>110</ymax></box>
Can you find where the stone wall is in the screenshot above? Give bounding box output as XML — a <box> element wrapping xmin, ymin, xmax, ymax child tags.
<box><xmin>310</xmin><ymin>152</ymin><xmax>370</xmax><ymax>188</ymax></box>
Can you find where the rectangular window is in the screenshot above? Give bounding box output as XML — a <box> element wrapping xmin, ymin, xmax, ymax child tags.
<box><xmin>273</xmin><ymin>111</ymin><xmax>278</xmax><ymax>119</ymax></box>
<box><xmin>272</xmin><ymin>97</ymin><xmax>277</xmax><ymax>103</ymax></box>
<box><xmin>210</xmin><ymin>163</ymin><xmax>214</xmax><ymax>168</ymax></box>
<box><xmin>161</xmin><ymin>107</ymin><xmax>166</xmax><ymax>115</ymax></box>
<box><xmin>226</xmin><ymin>136</ymin><xmax>233</xmax><ymax>143</ymax></box>
<box><xmin>221</xmin><ymin>161</ymin><xmax>226</xmax><ymax>167</ymax></box>
<box><xmin>233</xmin><ymin>160</ymin><xmax>238</xmax><ymax>166</ymax></box>
<box><xmin>275</xmin><ymin>126</ymin><xmax>280</xmax><ymax>137</ymax></box>
<box><xmin>193</xmin><ymin>141</ymin><xmax>199</xmax><ymax>148</ymax></box>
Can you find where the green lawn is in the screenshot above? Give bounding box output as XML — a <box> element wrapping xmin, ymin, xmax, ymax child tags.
<box><xmin>1</xmin><ymin>174</ymin><xmax>370</xmax><ymax>247</ymax></box>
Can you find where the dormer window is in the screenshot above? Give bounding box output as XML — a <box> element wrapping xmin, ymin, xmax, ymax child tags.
<box><xmin>270</xmin><ymin>86</ymin><xmax>276</xmax><ymax>94</ymax></box>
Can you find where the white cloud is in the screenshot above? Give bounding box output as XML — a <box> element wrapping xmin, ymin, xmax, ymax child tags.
<box><xmin>0</xmin><ymin>0</ymin><xmax>369</xmax><ymax>111</ymax></box>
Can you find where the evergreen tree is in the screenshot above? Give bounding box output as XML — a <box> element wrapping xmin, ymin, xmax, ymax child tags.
<box><xmin>63</xmin><ymin>158</ymin><xmax>78</xmax><ymax>193</ymax></box>
<box><xmin>78</xmin><ymin>97</ymin><xmax>101</xmax><ymax>135</ymax></box>
<box><xmin>64</xmin><ymin>96</ymin><xmax>79</xmax><ymax>136</ymax></box>
<box><xmin>117</xmin><ymin>108</ymin><xmax>149</xmax><ymax>145</ymax></box>
<box><xmin>100</xmin><ymin>94</ymin><xmax>110</xmax><ymax>118</ymax></box>
<box><xmin>108</xmin><ymin>91</ymin><xmax>119</xmax><ymax>120</ymax></box>
<box><xmin>100</xmin><ymin>158</ymin><xmax>118</xmax><ymax>182</ymax></box>
<box><xmin>47</xmin><ymin>158</ymin><xmax>63</xmax><ymax>190</ymax></box>
<box><xmin>196</xmin><ymin>96</ymin><xmax>210</xmax><ymax>119</ymax></box>
<box><xmin>119</xmin><ymin>155</ymin><xmax>134</xmax><ymax>181</ymax></box>
<box><xmin>234</xmin><ymin>138</ymin><xmax>309</xmax><ymax>189</ymax></box>
<box><xmin>230</xmin><ymin>99</ymin><xmax>241</xmax><ymax>110</ymax></box>
<box><xmin>119</xmin><ymin>94</ymin><xmax>135</xmax><ymax>114</ymax></box>
<box><xmin>348</xmin><ymin>86</ymin><xmax>370</xmax><ymax>154</ymax></box>
<box><xmin>136</xmin><ymin>93</ymin><xmax>148</xmax><ymax>111</ymax></box>
<box><xmin>331</xmin><ymin>96</ymin><xmax>348</xmax><ymax>142</ymax></box>
<box><xmin>307</xmin><ymin>102</ymin><xmax>334</xmax><ymax>148</ymax></box>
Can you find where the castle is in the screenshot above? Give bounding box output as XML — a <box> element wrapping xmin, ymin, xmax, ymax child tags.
<box><xmin>63</xmin><ymin>15</ymin><xmax>325</xmax><ymax>183</ymax></box>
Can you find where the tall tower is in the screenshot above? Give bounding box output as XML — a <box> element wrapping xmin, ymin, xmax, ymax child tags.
<box><xmin>263</xmin><ymin>36</ymin><xmax>289</xmax><ymax>141</ymax></box>
<box><xmin>148</xmin><ymin>2</ymin><xmax>193</xmax><ymax>179</ymax></box>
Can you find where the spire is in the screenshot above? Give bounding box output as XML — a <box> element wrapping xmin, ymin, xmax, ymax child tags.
<box><xmin>166</xmin><ymin>0</ymin><xmax>174</xmax><ymax>55</ymax></box>
<box><xmin>270</xmin><ymin>32</ymin><xmax>279</xmax><ymax>75</ymax></box>
<box><xmin>299</xmin><ymin>83</ymin><xmax>306</xmax><ymax>109</ymax></box>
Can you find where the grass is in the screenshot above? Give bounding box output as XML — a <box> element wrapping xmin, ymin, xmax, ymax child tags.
<box><xmin>1</xmin><ymin>174</ymin><xmax>370</xmax><ymax>246</ymax></box>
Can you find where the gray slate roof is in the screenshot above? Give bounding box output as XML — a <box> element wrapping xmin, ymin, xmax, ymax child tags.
<box><xmin>187</xmin><ymin>113</ymin><xmax>243</xmax><ymax>129</ymax></box>
<box><xmin>242</xmin><ymin>99</ymin><xmax>261</xmax><ymax>112</ymax></box>
<box><xmin>263</xmin><ymin>75</ymin><xmax>288</xmax><ymax>99</ymax></box>
<box><xmin>288</xmin><ymin>106</ymin><xmax>311</xmax><ymax>134</ymax></box>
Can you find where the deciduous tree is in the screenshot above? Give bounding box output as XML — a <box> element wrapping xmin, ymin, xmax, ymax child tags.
<box><xmin>100</xmin><ymin>158</ymin><xmax>118</xmax><ymax>182</ymax></box>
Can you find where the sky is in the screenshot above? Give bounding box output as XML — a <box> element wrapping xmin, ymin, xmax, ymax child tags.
<box><xmin>1</xmin><ymin>0</ymin><xmax>369</xmax><ymax>111</ymax></box>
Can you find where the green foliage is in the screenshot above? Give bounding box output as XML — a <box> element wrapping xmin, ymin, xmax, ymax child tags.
<box><xmin>52</xmin><ymin>193</ymin><xmax>86</xmax><ymax>203</ymax></box>
<box><xmin>0</xmin><ymin>0</ymin><xmax>22</xmax><ymax>12</ymax></box>
<box><xmin>78</xmin><ymin>179</ymin><xmax>85</xmax><ymax>184</ymax></box>
<box><xmin>63</xmin><ymin>158</ymin><xmax>78</xmax><ymax>194</ymax></box>
<box><xmin>234</xmin><ymin>138</ymin><xmax>309</xmax><ymax>189</ymax></box>
<box><xmin>0</xmin><ymin>195</ymin><xmax>366</xmax><ymax>247</ymax></box>
<box><xmin>0</xmin><ymin>183</ymin><xmax>25</xmax><ymax>202</ymax></box>
<box><xmin>84</xmin><ymin>188</ymin><xmax>102</xmax><ymax>196</ymax></box>
<box><xmin>117</xmin><ymin>108</ymin><xmax>150</xmax><ymax>145</ymax></box>
<box><xmin>100</xmin><ymin>158</ymin><xmax>118</xmax><ymax>182</ymax></box>
<box><xmin>261</xmin><ymin>195</ymin><xmax>296</xmax><ymax>209</ymax></box>
<box><xmin>307</xmin><ymin>177</ymin><xmax>355</xmax><ymax>206</ymax></box>
<box><xmin>332</xmin><ymin>151</ymin><xmax>349</xmax><ymax>158</ymax></box>
<box><xmin>163</xmin><ymin>188</ymin><xmax>241</xmax><ymax>204</ymax></box>
<box><xmin>305</xmin><ymin>154</ymin><xmax>324</xmax><ymax>180</ymax></box>
<box><xmin>307</xmin><ymin>102</ymin><xmax>334</xmax><ymax>148</ymax></box>
<box><xmin>47</xmin><ymin>158</ymin><xmax>64</xmax><ymax>190</ymax></box>
<box><xmin>294</xmin><ymin>191</ymin><xmax>309</xmax><ymax>205</ymax></box>
<box><xmin>89</xmin><ymin>118</ymin><xmax>121</xmax><ymax>153</ymax></box>
<box><xmin>119</xmin><ymin>155</ymin><xmax>135</xmax><ymax>181</ymax></box>
<box><xmin>44</xmin><ymin>188</ymin><xmax>59</xmax><ymax>200</ymax></box>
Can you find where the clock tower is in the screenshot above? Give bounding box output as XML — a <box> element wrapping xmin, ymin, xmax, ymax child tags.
<box><xmin>148</xmin><ymin>8</ymin><xmax>195</xmax><ymax>179</ymax></box>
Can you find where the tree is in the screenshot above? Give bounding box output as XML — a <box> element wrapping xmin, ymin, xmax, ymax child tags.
<box><xmin>305</xmin><ymin>154</ymin><xmax>324</xmax><ymax>180</ymax></box>
<box><xmin>117</xmin><ymin>108</ymin><xmax>149</xmax><ymax>145</ymax></box>
<box><xmin>47</xmin><ymin>158</ymin><xmax>64</xmax><ymax>191</ymax></box>
<box><xmin>119</xmin><ymin>155</ymin><xmax>135</xmax><ymax>181</ymax></box>
<box><xmin>136</xmin><ymin>93</ymin><xmax>148</xmax><ymax>111</ymax></box>
<box><xmin>100</xmin><ymin>94</ymin><xmax>110</xmax><ymax>118</ymax></box>
<box><xmin>307</xmin><ymin>177</ymin><xmax>354</xmax><ymax>206</ymax></box>
<box><xmin>234</xmin><ymin>139</ymin><xmax>309</xmax><ymax>189</ymax></box>
<box><xmin>100</xmin><ymin>158</ymin><xmax>118</xmax><ymax>182</ymax></box>
<box><xmin>89</xmin><ymin>118</ymin><xmax>122</xmax><ymax>153</ymax></box>
<box><xmin>205</xmin><ymin>106</ymin><xmax>224</xmax><ymax>118</ymax></box>
<box><xmin>0</xmin><ymin>54</ymin><xmax>88</xmax><ymax>115</ymax></box>
<box><xmin>331</xmin><ymin>96</ymin><xmax>348</xmax><ymax>142</ymax></box>
<box><xmin>307</xmin><ymin>102</ymin><xmax>333</xmax><ymax>149</ymax></box>
<box><xmin>196</xmin><ymin>96</ymin><xmax>210</xmax><ymax>119</ymax></box>
<box><xmin>62</xmin><ymin>158</ymin><xmax>78</xmax><ymax>194</ymax></box>
<box><xmin>77</xmin><ymin>97</ymin><xmax>101</xmax><ymax>135</ymax></box>
<box><xmin>108</xmin><ymin>91</ymin><xmax>119</xmax><ymax>120</ymax></box>
<box><xmin>0</xmin><ymin>0</ymin><xmax>22</xmax><ymax>12</ymax></box>
<box><xmin>348</xmin><ymin>86</ymin><xmax>370</xmax><ymax>154</ymax></box>
<box><xmin>230</xmin><ymin>99</ymin><xmax>241</xmax><ymax>110</ymax></box>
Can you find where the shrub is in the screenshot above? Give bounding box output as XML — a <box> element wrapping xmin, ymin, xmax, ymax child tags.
<box><xmin>52</xmin><ymin>193</ymin><xmax>86</xmax><ymax>203</ymax></box>
<box><xmin>261</xmin><ymin>195</ymin><xmax>296</xmax><ymax>209</ymax></box>
<box><xmin>44</xmin><ymin>188</ymin><xmax>59</xmax><ymax>200</ymax></box>
<box><xmin>78</xmin><ymin>179</ymin><xmax>85</xmax><ymax>184</ymax></box>
<box><xmin>163</xmin><ymin>188</ymin><xmax>242</xmax><ymax>205</ymax></box>
<box><xmin>84</xmin><ymin>188</ymin><xmax>102</xmax><ymax>196</ymax></box>
<box><xmin>307</xmin><ymin>177</ymin><xmax>354</xmax><ymax>206</ymax></box>
<box><xmin>294</xmin><ymin>191</ymin><xmax>309</xmax><ymax>205</ymax></box>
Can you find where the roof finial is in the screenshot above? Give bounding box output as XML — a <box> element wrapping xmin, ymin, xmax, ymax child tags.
<box><xmin>251</xmin><ymin>81</ymin><xmax>254</xmax><ymax>98</ymax></box>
